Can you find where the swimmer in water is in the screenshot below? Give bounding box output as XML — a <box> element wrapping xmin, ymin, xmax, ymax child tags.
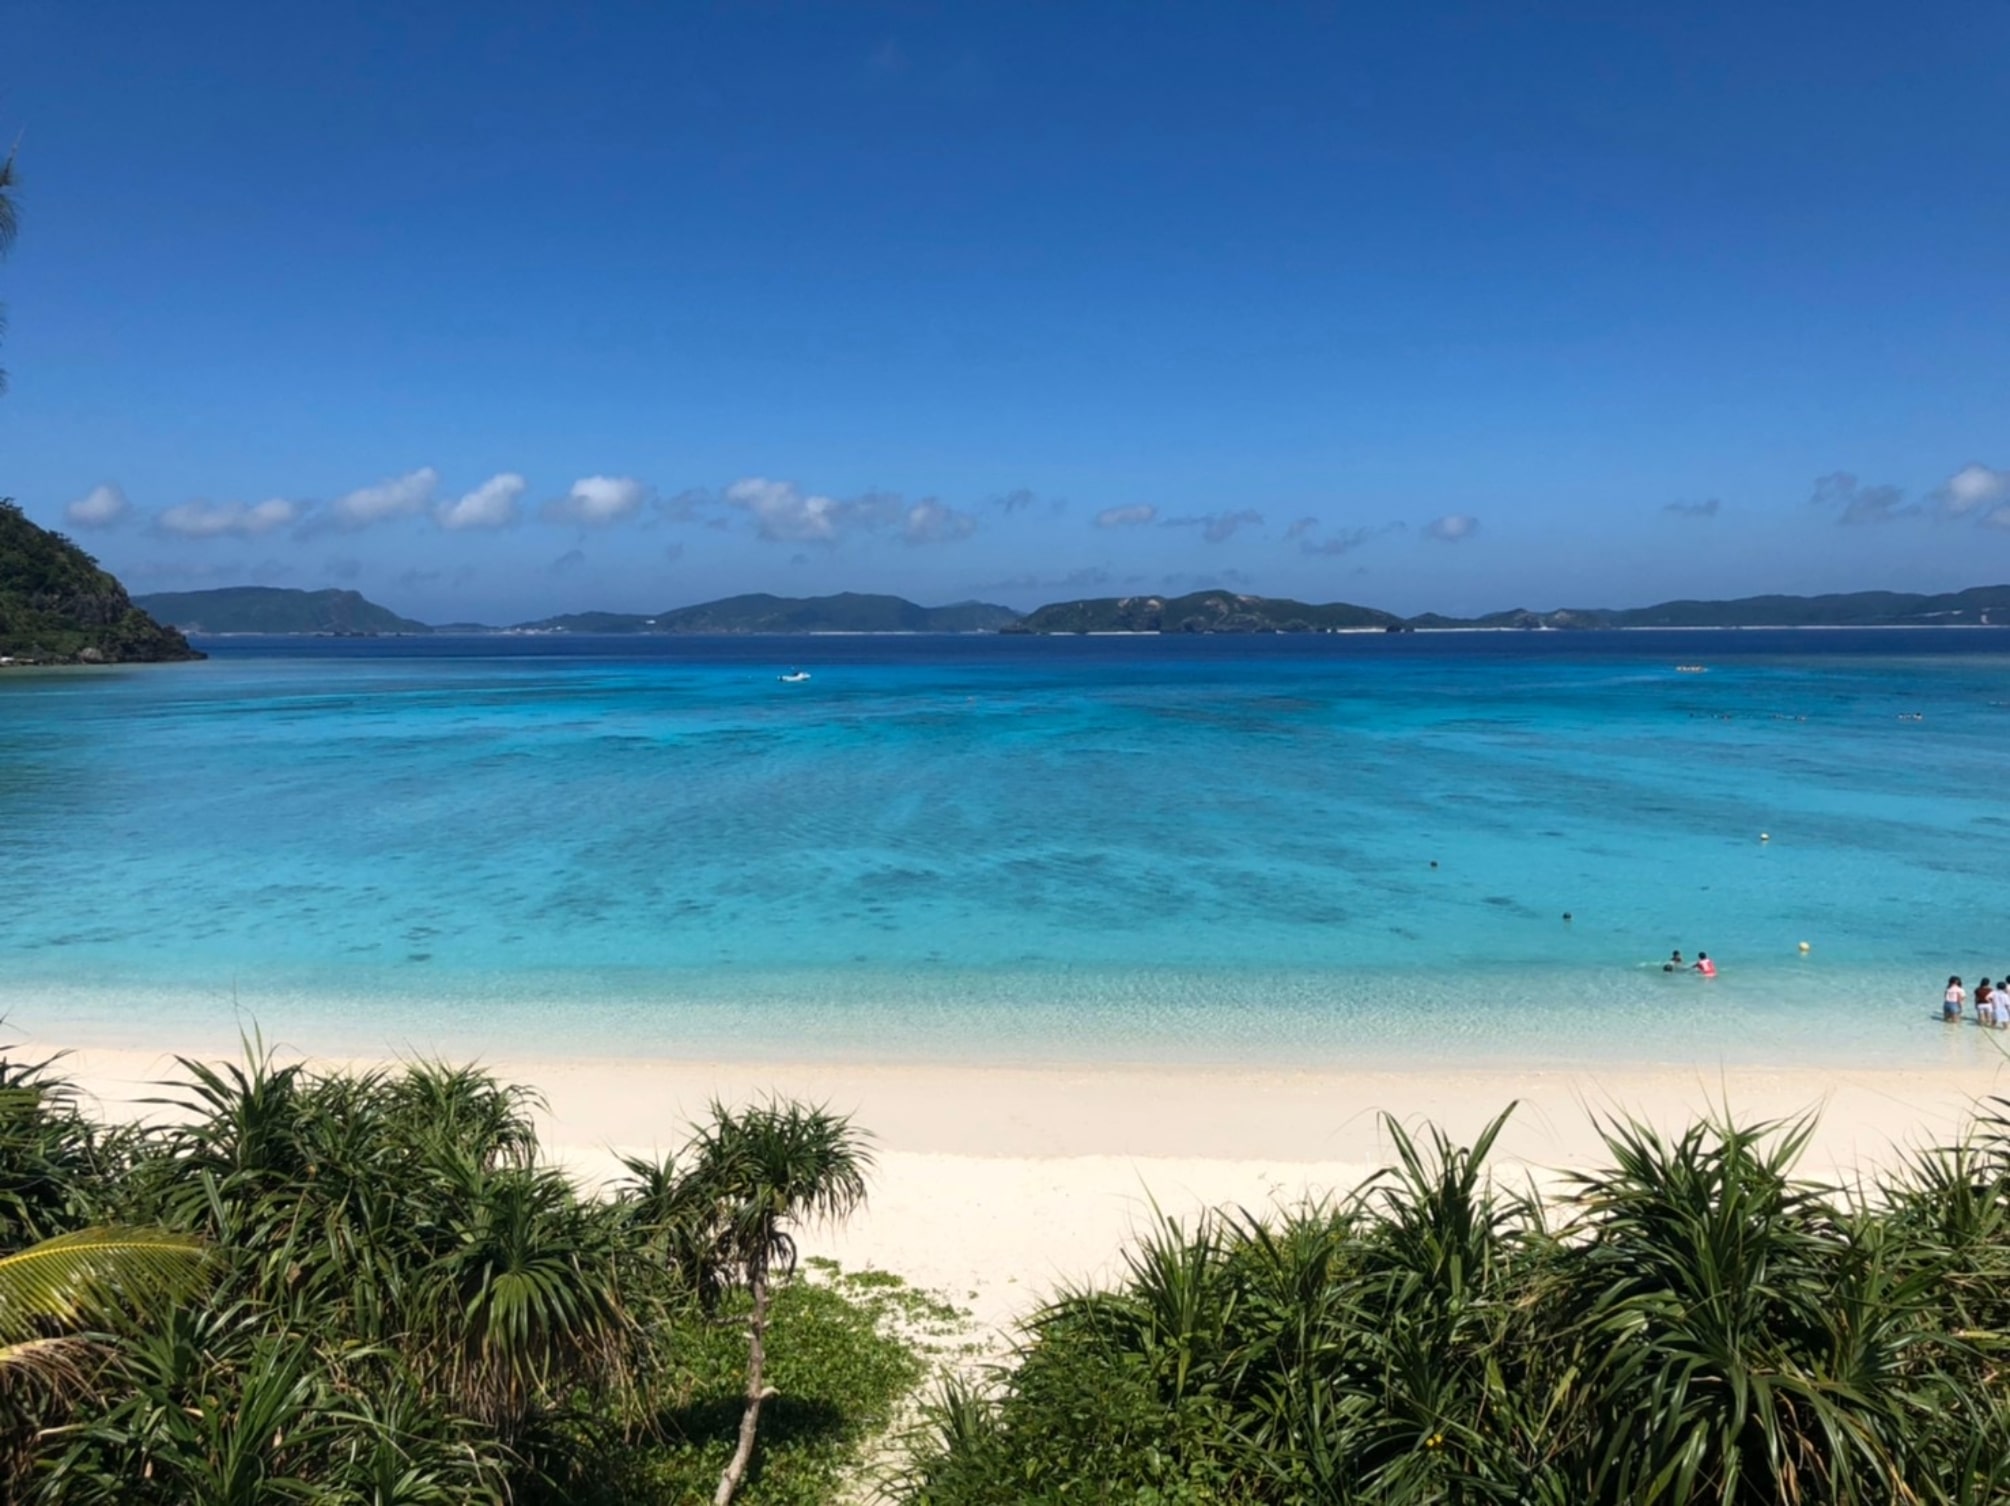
<box><xmin>1978</xmin><ymin>979</ymin><xmax>2001</xmax><ymax>1029</ymax></box>
<box><xmin>1663</xmin><ymin>949</ymin><xmax>1685</xmax><ymax>973</ymax></box>
<box><xmin>1693</xmin><ymin>952</ymin><xmax>1717</xmax><ymax>978</ymax></box>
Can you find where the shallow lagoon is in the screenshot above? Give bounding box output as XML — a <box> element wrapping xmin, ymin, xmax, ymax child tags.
<box><xmin>4</xmin><ymin>629</ymin><xmax>2007</xmax><ymax>1066</ymax></box>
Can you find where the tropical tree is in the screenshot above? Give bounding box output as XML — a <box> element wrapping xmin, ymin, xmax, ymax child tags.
<box><xmin>683</xmin><ymin>1098</ymin><xmax>872</xmax><ymax>1506</ymax></box>
<box><xmin>407</xmin><ymin>1150</ymin><xmax>635</xmax><ymax>1438</ymax></box>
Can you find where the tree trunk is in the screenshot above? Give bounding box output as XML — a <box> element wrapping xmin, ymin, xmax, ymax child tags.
<box><xmin>714</xmin><ymin>1265</ymin><xmax>771</xmax><ymax>1506</ymax></box>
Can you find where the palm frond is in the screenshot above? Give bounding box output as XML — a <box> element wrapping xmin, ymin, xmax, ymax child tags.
<box><xmin>0</xmin><ymin>1227</ymin><xmax>207</xmax><ymax>1347</ymax></box>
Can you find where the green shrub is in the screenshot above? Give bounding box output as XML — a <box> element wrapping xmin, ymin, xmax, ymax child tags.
<box><xmin>0</xmin><ymin>1035</ymin><xmax>928</xmax><ymax>1504</ymax></box>
<box><xmin>904</xmin><ymin>1105</ymin><xmax>2010</xmax><ymax>1506</ymax></box>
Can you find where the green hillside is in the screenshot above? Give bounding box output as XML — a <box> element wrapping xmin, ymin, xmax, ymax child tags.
<box><xmin>515</xmin><ymin>591</ymin><xmax>1020</xmax><ymax>633</ymax></box>
<box><xmin>1611</xmin><ymin>585</ymin><xmax>2010</xmax><ymax>628</ymax></box>
<box><xmin>1013</xmin><ymin>589</ymin><xmax>1403</xmax><ymax>634</ymax></box>
<box><xmin>0</xmin><ymin>501</ymin><xmax>202</xmax><ymax>663</ymax></box>
<box><xmin>135</xmin><ymin>586</ymin><xmax>433</xmax><ymax>634</ymax></box>
<box><xmin>1412</xmin><ymin>585</ymin><xmax>2010</xmax><ymax>630</ymax></box>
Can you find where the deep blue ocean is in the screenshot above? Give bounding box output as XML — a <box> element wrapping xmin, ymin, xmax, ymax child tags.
<box><xmin>3</xmin><ymin>630</ymin><xmax>2007</xmax><ymax>1066</ymax></box>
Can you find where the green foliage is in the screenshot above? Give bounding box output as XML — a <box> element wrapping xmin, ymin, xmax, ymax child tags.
<box><xmin>904</xmin><ymin>1104</ymin><xmax>2010</xmax><ymax>1505</ymax></box>
<box><xmin>0</xmin><ymin>1228</ymin><xmax>208</xmax><ymax>1351</ymax></box>
<box><xmin>0</xmin><ymin>1034</ymin><xmax>924</xmax><ymax>1503</ymax></box>
<box><xmin>0</xmin><ymin>1052</ymin><xmax>122</xmax><ymax>1245</ymax></box>
<box><xmin>582</xmin><ymin>1267</ymin><xmax>943</xmax><ymax>1506</ymax></box>
<box><xmin>0</xmin><ymin>501</ymin><xmax>200</xmax><ymax>662</ymax></box>
<box><xmin>675</xmin><ymin>1097</ymin><xmax>874</xmax><ymax>1504</ymax></box>
<box><xmin>682</xmin><ymin>1097</ymin><xmax>874</xmax><ymax>1286</ymax></box>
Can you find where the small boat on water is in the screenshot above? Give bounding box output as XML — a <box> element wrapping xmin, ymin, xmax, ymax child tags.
<box><xmin>779</xmin><ymin>670</ymin><xmax>811</xmax><ymax>684</ymax></box>
<box><xmin>1675</xmin><ymin>664</ymin><xmax>1708</xmax><ymax>673</ymax></box>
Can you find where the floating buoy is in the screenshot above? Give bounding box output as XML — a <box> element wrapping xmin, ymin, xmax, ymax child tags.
<box><xmin>1760</xmin><ymin>832</ymin><xmax>1770</xmax><ymax>842</ymax></box>
<box><xmin>1798</xmin><ymin>941</ymin><xmax>1811</xmax><ymax>953</ymax></box>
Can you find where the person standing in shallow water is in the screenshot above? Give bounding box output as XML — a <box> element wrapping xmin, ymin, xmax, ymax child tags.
<box><xmin>1944</xmin><ymin>976</ymin><xmax>1966</xmax><ymax>1023</ymax></box>
<box><xmin>1663</xmin><ymin>950</ymin><xmax>1685</xmax><ymax>973</ymax></box>
<box><xmin>1978</xmin><ymin>979</ymin><xmax>2005</xmax><ymax>1030</ymax></box>
<box><xmin>1692</xmin><ymin>952</ymin><xmax>1716</xmax><ymax>978</ymax></box>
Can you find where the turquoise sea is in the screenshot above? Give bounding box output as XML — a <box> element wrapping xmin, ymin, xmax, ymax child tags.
<box><xmin>2</xmin><ymin>630</ymin><xmax>2006</xmax><ymax>1067</ymax></box>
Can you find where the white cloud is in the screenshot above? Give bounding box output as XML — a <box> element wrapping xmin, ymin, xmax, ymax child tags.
<box><xmin>1983</xmin><ymin>506</ymin><xmax>2010</xmax><ymax>531</ymax></box>
<box><xmin>1094</xmin><ymin>504</ymin><xmax>1157</xmax><ymax>528</ymax></box>
<box><xmin>1935</xmin><ymin>463</ymin><xmax>2010</xmax><ymax>519</ymax></box>
<box><xmin>545</xmin><ymin>474</ymin><xmax>648</xmax><ymax>526</ymax></box>
<box><xmin>725</xmin><ymin>477</ymin><xmax>846</xmax><ymax>542</ymax></box>
<box><xmin>1426</xmin><ymin>513</ymin><xmax>1479</xmax><ymax>542</ymax></box>
<box><xmin>156</xmin><ymin>497</ymin><xmax>302</xmax><ymax>538</ymax></box>
<box><xmin>65</xmin><ymin>483</ymin><xmax>131</xmax><ymax>529</ymax></box>
<box><xmin>331</xmin><ymin>466</ymin><xmax>438</xmax><ymax>529</ymax></box>
<box><xmin>903</xmin><ymin>497</ymin><xmax>978</xmax><ymax>544</ymax></box>
<box><xmin>437</xmin><ymin>472</ymin><xmax>527</xmax><ymax>530</ymax></box>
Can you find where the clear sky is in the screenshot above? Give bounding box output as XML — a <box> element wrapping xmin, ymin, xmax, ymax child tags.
<box><xmin>3</xmin><ymin>1</ymin><xmax>2006</xmax><ymax>623</ymax></box>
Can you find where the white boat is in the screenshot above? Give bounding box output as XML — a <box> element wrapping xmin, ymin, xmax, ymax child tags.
<box><xmin>779</xmin><ymin>670</ymin><xmax>811</xmax><ymax>684</ymax></box>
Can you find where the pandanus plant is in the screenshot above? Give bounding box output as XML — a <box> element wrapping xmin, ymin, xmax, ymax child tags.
<box><xmin>682</xmin><ymin>1098</ymin><xmax>871</xmax><ymax>1506</ymax></box>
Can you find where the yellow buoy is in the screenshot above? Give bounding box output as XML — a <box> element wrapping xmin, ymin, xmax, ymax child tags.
<box><xmin>1798</xmin><ymin>941</ymin><xmax>1811</xmax><ymax>953</ymax></box>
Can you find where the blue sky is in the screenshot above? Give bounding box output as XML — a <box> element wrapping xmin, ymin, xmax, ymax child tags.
<box><xmin>4</xmin><ymin>1</ymin><xmax>2007</xmax><ymax>622</ymax></box>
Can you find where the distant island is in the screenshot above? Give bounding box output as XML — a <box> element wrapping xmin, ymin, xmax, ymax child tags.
<box><xmin>135</xmin><ymin>586</ymin><xmax>434</xmax><ymax>636</ymax></box>
<box><xmin>1017</xmin><ymin>585</ymin><xmax>2010</xmax><ymax>633</ymax></box>
<box><xmin>1009</xmin><ymin>589</ymin><xmax>1403</xmax><ymax>634</ymax></box>
<box><xmin>1407</xmin><ymin>584</ymin><xmax>2010</xmax><ymax>631</ymax></box>
<box><xmin>0</xmin><ymin>501</ymin><xmax>202</xmax><ymax>664</ymax></box>
<box><xmin>135</xmin><ymin>587</ymin><xmax>1018</xmax><ymax>636</ymax></box>
<box><xmin>112</xmin><ymin>580</ymin><xmax>2010</xmax><ymax>641</ymax></box>
<box><xmin>512</xmin><ymin>592</ymin><xmax>1020</xmax><ymax>635</ymax></box>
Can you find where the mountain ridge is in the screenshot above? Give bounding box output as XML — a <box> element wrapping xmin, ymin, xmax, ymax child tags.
<box><xmin>136</xmin><ymin>586</ymin><xmax>434</xmax><ymax>635</ymax></box>
<box><xmin>1405</xmin><ymin>584</ymin><xmax>2010</xmax><ymax>631</ymax></box>
<box><xmin>121</xmin><ymin>581</ymin><xmax>2010</xmax><ymax>638</ymax></box>
<box><xmin>512</xmin><ymin>591</ymin><xmax>1019</xmax><ymax>634</ymax></box>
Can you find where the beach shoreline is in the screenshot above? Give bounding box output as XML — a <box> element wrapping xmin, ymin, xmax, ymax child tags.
<box><xmin>31</xmin><ymin>1036</ymin><xmax>2010</xmax><ymax>1336</ymax></box>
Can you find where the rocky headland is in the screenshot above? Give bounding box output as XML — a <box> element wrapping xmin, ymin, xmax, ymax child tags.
<box><xmin>0</xmin><ymin>500</ymin><xmax>202</xmax><ymax>664</ymax></box>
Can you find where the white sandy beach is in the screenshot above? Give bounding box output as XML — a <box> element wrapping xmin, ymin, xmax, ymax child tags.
<box><xmin>33</xmin><ymin>1040</ymin><xmax>2010</xmax><ymax>1341</ymax></box>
